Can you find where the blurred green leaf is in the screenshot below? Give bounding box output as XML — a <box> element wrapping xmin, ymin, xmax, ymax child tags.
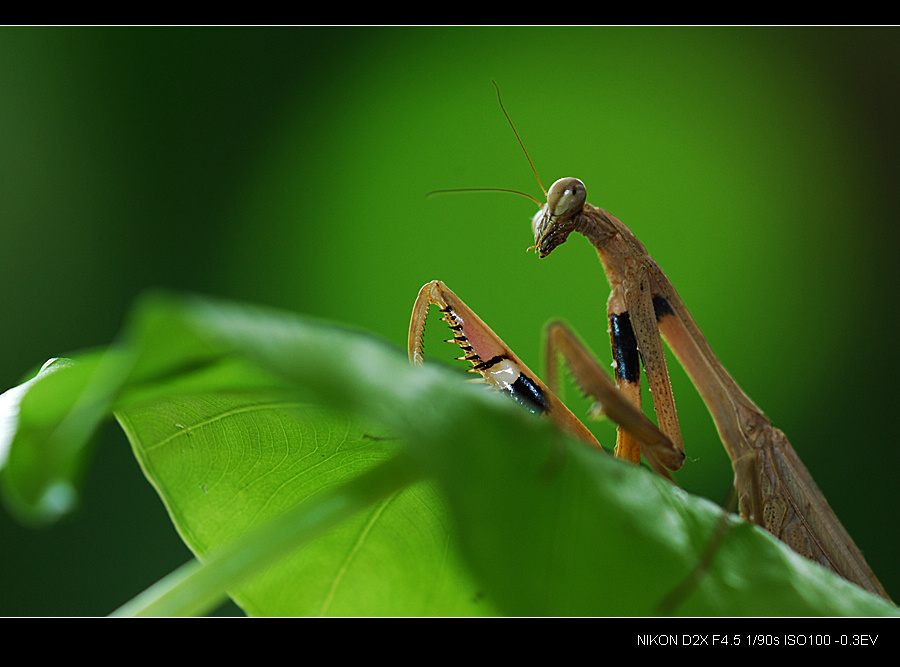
<box><xmin>0</xmin><ymin>354</ymin><xmax>119</xmax><ymax>523</ymax></box>
<box><xmin>1</xmin><ymin>292</ymin><xmax>896</xmax><ymax>616</ymax></box>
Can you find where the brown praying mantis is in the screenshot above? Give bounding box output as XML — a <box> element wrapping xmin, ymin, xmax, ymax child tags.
<box><xmin>407</xmin><ymin>88</ymin><xmax>892</xmax><ymax>602</ymax></box>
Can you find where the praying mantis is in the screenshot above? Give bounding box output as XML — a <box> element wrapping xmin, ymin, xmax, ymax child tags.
<box><xmin>407</xmin><ymin>87</ymin><xmax>892</xmax><ymax>602</ymax></box>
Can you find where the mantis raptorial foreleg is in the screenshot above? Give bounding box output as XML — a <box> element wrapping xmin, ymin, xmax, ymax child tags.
<box><xmin>543</xmin><ymin>320</ymin><xmax>682</xmax><ymax>476</ymax></box>
<box><xmin>408</xmin><ymin>280</ymin><xmax>685</xmax><ymax>473</ymax></box>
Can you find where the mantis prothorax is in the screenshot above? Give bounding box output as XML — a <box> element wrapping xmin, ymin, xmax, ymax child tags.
<box><xmin>408</xmin><ymin>90</ymin><xmax>892</xmax><ymax>603</ymax></box>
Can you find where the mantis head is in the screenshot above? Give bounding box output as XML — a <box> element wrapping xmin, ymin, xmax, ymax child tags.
<box><xmin>531</xmin><ymin>177</ymin><xmax>587</xmax><ymax>258</ymax></box>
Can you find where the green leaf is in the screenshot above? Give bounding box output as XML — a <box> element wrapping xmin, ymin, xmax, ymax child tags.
<box><xmin>1</xmin><ymin>292</ymin><xmax>896</xmax><ymax>616</ymax></box>
<box><xmin>116</xmin><ymin>395</ymin><xmax>488</xmax><ymax>616</ymax></box>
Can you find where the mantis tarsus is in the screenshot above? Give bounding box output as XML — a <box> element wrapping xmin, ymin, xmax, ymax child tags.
<box><xmin>408</xmin><ymin>91</ymin><xmax>891</xmax><ymax>603</ymax></box>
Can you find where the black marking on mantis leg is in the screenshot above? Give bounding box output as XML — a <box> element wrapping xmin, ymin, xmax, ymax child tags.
<box><xmin>472</xmin><ymin>354</ymin><xmax>508</xmax><ymax>371</ymax></box>
<box><xmin>473</xmin><ymin>353</ymin><xmax>549</xmax><ymax>414</ymax></box>
<box><xmin>509</xmin><ymin>373</ymin><xmax>550</xmax><ymax>414</ymax></box>
<box><xmin>609</xmin><ymin>311</ymin><xmax>641</xmax><ymax>384</ymax></box>
<box><xmin>652</xmin><ymin>295</ymin><xmax>674</xmax><ymax>321</ymax></box>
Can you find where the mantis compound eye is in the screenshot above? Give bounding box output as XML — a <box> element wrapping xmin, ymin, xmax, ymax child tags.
<box><xmin>546</xmin><ymin>177</ymin><xmax>586</xmax><ymax>219</ymax></box>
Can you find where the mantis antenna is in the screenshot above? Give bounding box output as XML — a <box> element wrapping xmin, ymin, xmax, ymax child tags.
<box><xmin>492</xmin><ymin>79</ymin><xmax>546</xmax><ymax>198</ymax></box>
<box><xmin>426</xmin><ymin>81</ymin><xmax>549</xmax><ymax>209</ymax></box>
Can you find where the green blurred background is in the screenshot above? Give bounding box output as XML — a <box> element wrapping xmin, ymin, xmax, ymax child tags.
<box><xmin>1</xmin><ymin>26</ymin><xmax>898</xmax><ymax>615</ymax></box>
